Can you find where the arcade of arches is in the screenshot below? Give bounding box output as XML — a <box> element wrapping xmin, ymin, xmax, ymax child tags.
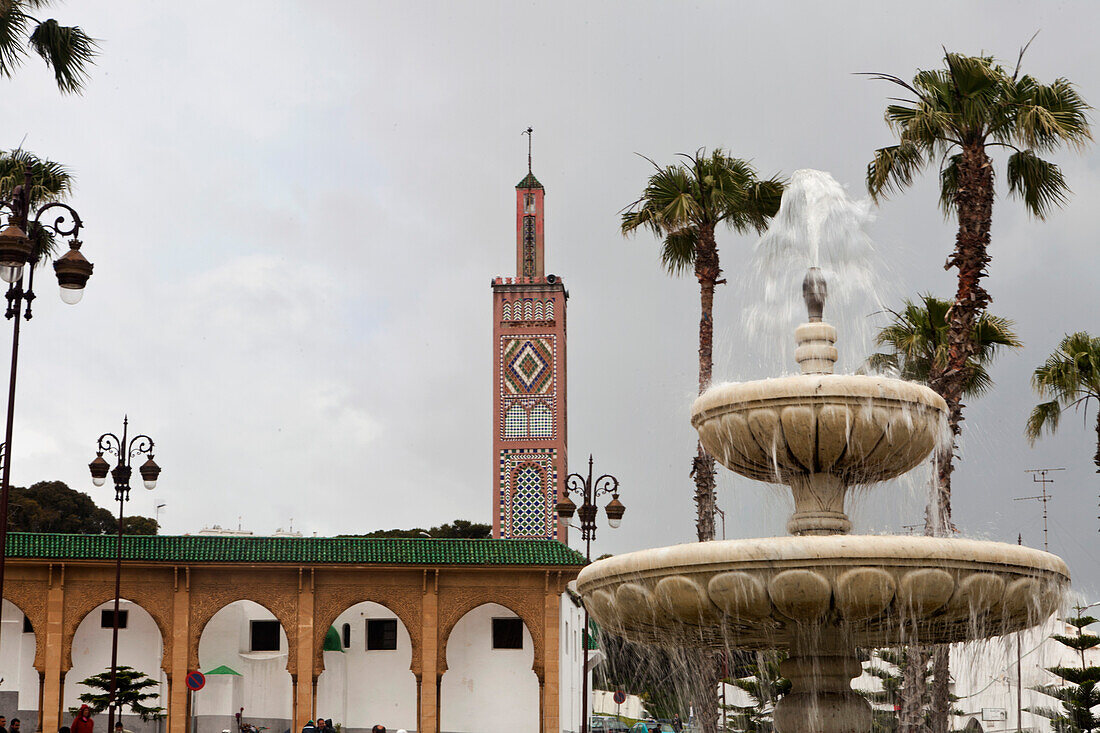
<box><xmin>0</xmin><ymin>533</ymin><xmax>584</xmax><ymax>733</ymax></box>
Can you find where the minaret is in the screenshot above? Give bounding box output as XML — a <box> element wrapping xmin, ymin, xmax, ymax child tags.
<box><xmin>491</xmin><ymin>134</ymin><xmax>568</xmax><ymax>540</ymax></box>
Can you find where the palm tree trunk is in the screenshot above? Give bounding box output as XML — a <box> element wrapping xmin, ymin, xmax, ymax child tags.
<box><xmin>899</xmin><ymin>645</ymin><xmax>929</xmax><ymax>733</ymax></box>
<box><xmin>1094</xmin><ymin>409</ymin><xmax>1100</xmax><ymax>473</ymax></box>
<box><xmin>693</xmin><ymin>226</ymin><xmax>721</xmax><ymax>543</ymax></box>
<box><xmin>929</xmin><ymin>646</ymin><xmax>950</xmax><ymax>733</ymax></box>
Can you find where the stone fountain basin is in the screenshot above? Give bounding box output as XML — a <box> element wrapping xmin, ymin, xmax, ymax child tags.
<box><xmin>577</xmin><ymin>535</ymin><xmax>1068</xmax><ymax>649</ymax></box>
<box><xmin>692</xmin><ymin>375</ymin><xmax>947</xmax><ymax>484</ymax></box>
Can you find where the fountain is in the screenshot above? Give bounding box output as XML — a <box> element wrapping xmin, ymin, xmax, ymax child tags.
<box><xmin>576</xmin><ymin>269</ymin><xmax>1069</xmax><ymax>732</ymax></box>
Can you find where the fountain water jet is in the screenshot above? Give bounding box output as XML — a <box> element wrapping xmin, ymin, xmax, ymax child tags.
<box><xmin>577</xmin><ymin>269</ymin><xmax>1069</xmax><ymax>733</ymax></box>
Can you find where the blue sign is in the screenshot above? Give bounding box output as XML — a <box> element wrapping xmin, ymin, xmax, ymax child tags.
<box><xmin>185</xmin><ymin>671</ymin><xmax>205</xmax><ymax>691</ymax></box>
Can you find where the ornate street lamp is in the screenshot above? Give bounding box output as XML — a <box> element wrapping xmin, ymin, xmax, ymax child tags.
<box><xmin>0</xmin><ymin>164</ymin><xmax>94</xmax><ymax>649</ymax></box>
<box><xmin>89</xmin><ymin>417</ymin><xmax>160</xmax><ymax>732</ymax></box>
<box><xmin>557</xmin><ymin>455</ymin><xmax>625</xmax><ymax>733</ymax></box>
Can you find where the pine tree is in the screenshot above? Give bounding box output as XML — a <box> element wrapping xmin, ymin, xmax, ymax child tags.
<box><xmin>1028</xmin><ymin>610</ymin><xmax>1100</xmax><ymax>733</ymax></box>
<box><xmin>74</xmin><ymin>666</ymin><xmax>166</xmax><ymax>722</ymax></box>
<box><xmin>721</xmin><ymin>652</ymin><xmax>790</xmax><ymax>733</ymax></box>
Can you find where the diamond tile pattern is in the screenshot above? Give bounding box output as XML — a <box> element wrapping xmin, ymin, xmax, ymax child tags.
<box><xmin>502</xmin><ymin>337</ymin><xmax>555</xmax><ymax>395</ymax></box>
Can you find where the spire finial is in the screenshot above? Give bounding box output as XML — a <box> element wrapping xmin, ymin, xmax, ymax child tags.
<box><xmin>523</xmin><ymin>126</ymin><xmax>533</xmax><ymax>173</ymax></box>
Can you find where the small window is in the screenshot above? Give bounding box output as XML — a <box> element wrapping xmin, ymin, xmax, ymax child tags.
<box><xmin>22</xmin><ymin>616</ymin><xmax>33</xmax><ymax>634</ymax></box>
<box><xmin>366</xmin><ymin>619</ymin><xmax>397</xmax><ymax>650</ymax></box>
<box><xmin>492</xmin><ymin>617</ymin><xmax>523</xmax><ymax>649</ymax></box>
<box><xmin>524</xmin><ymin>193</ymin><xmax>535</xmax><ymax>213</ymax></box>
<box><xmin>250</xmin><ymin>620</ymin><xmax>280</xmax><ymax>652</ymax></box>
<box><xmin>342</xmin><ymin>623</ymin><xmax>351</xmax><ymax>649</ymax></box>
<box><xmin>101</xmin><ymin>610</ymin><xmax>128</xmax><ymax>629</ymax></box>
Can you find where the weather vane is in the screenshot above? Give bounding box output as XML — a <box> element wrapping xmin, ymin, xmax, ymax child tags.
<box><xmin>522</xmin><ymin>126</ymin><xmax>533</xmax><ymax>173</ymax></box>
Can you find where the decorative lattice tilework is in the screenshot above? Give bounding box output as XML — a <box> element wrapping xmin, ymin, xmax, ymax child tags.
<box><xmin>522</xmin><ymin>215</ymin><xmax>536</xmax><ymax>277</ymax></box>
<box><xmin>530</xmin><ymin>404</ymin><xmax>554</xmax><ymax>438</ymax></box>
<box><xmin>499</xmin><ymin>449</ymin><xmax>558</xmax><ymax>539</ymax></box>
<box><xmin>501</xmin><ymin>336</ymin><xmax>555</xmax><ymax>396</ymax></box>
<box><xmin>500</xmin><ymin>399</ymin><xmax>556</xmax><ymax>440</ymax></box>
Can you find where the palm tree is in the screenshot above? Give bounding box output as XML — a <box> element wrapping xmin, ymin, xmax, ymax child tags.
<box><xmin>864</xmin><ymin>46</ymin><xmax>1090</xmax><ymax>539</ymax></box>
<box><xmin>0</xmin><ymin>148</ymin><xmax>73</xmax><ymax>262</ymax></box>
<box><xmin>0</xmin><ymin>0</ymin><xmax>98</xmax><ymax>93</ymax></box>
<box><xmin>1026</xmin><ymin>331</ymin><xmax>1100</xmax><ymax>473</ymax></box>
<box><xmin>870</xmin><ymin>295</ymin><xmax>1020</xmax><ymax>733</ymax></box>
<box><xmin>621</xmin><ymin>149</ymin><xmax>783</xmax><ymax>542</ymax></box>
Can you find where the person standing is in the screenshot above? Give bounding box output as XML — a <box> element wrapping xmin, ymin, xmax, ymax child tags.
<box><xmin>10</xmin><ymin>718</ymin><xmax>20</xmax><ymax>733</ymax></box>
<box><xmin>71</xmin><ymin>706</ymin><xmax>94</xmax><ymax>733</ymax></box>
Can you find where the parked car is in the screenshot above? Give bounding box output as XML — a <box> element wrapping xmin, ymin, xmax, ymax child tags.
<box><xmin>592</xmin><ymin>717</ymin><xmax>629</xmax><ymax>733</ymax></box>
<box><xmin>629</xmin><ymin>723</ymin><xmax>674</xmax><ymax>733</ymax></box>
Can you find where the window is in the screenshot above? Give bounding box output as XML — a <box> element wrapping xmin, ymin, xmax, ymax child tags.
<box><xmin>524</xmin><ymin>193</ymin><xmax>535</xmax><ymax>213</ymax></box>
<box><xmin>342</xmin><ymin>623</ymin><xmax>351</xmax><ymax>649</ymax></box>
<box><xmin>250</xmin><ymin>620</ymin><xmax>280</xmax><ymax>652</ymax></box>
<box><xmin>492</xmin><ymin>617</ymin><xmax>523</xmax><ymax>649</ymax></box>
<box><xmin>366</xmin><ymin>619</ymin><xmax>397</xmax><ymax>650</ymax></box>
<box><xmin>100</xmin><ymin>610</ymin><xmax>128</xmax><ymax>629</ymax></box>
<box><xmin>22</xmin><ymin>616</ymin><xmax>33</xmax><ymax>634</ymax></box>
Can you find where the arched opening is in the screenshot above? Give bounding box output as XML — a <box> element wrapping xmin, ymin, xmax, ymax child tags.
<box><xmin>0</xmin><ymin>599</ymin><xmax>38</xmax><ymax>726</ymax></box>
<box><xmin>440</xmin><ymin>603</ymin><xmax>537</xmax><ymax>733</ymax></box>
<box><xmin>63</xmin><ymin>599</ymin><xmax>165</xmax><ymax>733</ymax></box>
<box><xmin>195</xmin><ymin>601</ymin><xmax>291</xmax><ymax>733</ymax></box>
<box><xmin>316</xmin><ymin>601</ymin><xmax>416</xmax><ymax>731</ymax></box>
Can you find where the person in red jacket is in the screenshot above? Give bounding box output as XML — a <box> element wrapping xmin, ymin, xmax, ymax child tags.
<box><xmin>71</xmin><ymin>705</ymin><xmax>94</xmax><ymax>733</ymax></box>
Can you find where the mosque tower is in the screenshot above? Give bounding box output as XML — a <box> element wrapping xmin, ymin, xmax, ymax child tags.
<box><xmin>491</xmin><ymin>132</ymin><xmax>568</xmax><ymax>540</ymax></box>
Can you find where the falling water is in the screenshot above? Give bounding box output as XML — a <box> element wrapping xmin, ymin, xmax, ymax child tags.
<box><xmin>737</xmin><ymin>169</ymin><xmax>893</xmax><ymax>376</ymax></box>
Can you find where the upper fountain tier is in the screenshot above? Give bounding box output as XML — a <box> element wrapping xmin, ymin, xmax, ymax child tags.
<box><xmin>691</xmin><ymin>268</ymin><xmax>947</xmax><ymax>535</ymax></box>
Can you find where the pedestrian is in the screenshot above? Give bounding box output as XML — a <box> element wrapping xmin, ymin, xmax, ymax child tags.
<box><xmin>1</xmin><ymin>714</ymin><xmax>8</xmax><ymax>733</ymax></box>
<box><xmin>371</xmin><ymin>726</ymin><xmax>385</xmax><ymax>733</ymax></box>
<box><xmin>672</xmin><ymin>714</ymin><xmax>682</xmax><ymax>733</ymax></box>
<box><xmin>323</xmin><ymin>720</ymin><xmax>335</xmax><ymax>733</ymax></box>
<box><xmin>114</xmin><ymin>721</ymin><xmax>132</xmax><ymax>733</ymax></box>
<box><xmin>71</xmin><ymin>706</ymin><xmax>94</xmax><ymax>733</ymax></box>
<box><xmin>10</xmin><ymin>718</ymin><xmax>20</xmax><ymax>733</ymax></box>
<box><xmin>59</xmin><ymin>727</ymin><xmax>70</xmax><ymax>733</ymax></box>
<box><xmin>301</xmin><ymin>721</ymin><xmax>316</xmax><ymax>733</ymax></box>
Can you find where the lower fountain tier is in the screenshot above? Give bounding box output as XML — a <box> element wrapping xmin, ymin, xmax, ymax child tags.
<box><xmin>577</xmin><ymin>535</ymin><xmax>1068</xmax><ymax>649</ymax></box>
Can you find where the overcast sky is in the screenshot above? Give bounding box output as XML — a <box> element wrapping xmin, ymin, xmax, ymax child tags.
<box><xmin>4</xmin><ymin>1</ymin><xmax>1099</xmax><ymax>596</ymax></box>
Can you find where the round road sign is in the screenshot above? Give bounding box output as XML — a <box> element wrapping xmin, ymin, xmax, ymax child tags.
<box><xmin>185</xmin><ymin>671</ymin><xmax>206</xmax><ymax>691</ymax></box>
<box><xmin>613</xmin><ymin>690</ymin><xmax>626</xmax><ymax>705</ymax></box>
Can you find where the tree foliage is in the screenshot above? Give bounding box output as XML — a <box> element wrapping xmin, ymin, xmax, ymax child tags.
<box><xmin>348</xmin><ymin>519</ymin><xmax>491</xmax><ymax>539</ymax></box>
<box><xmin>0</xmin><ymin>1</ymin><xmax>97</xmax><ymax>93</ymax></box>
<box><xmin>7</xmin><ymin>481</ymin><xmax>158</xmax><ymax>535</ymax></box>
<box><xmin>1026</xmin><ymin>332</ymin><xmax>1100</xmax><ymax>472</ymax></box>
<box><xmin>868</xmin><ymin>295</ymin><xmax>1021</xmax><ymax>398</ymax></box>
<box><xmin>722</xmin><ymin>652</ymin><xmax>789</xmax><ymax>733</ymax></box>
<box><xmin>1027</xmin><ymin>613</ymin><xmax>1100</xmax><ymax>733</ymax></box>
<box><xmin>73</xmin><ymin>666</ymin><xmax>165</xmax><ymax>722</ymax></box>
<box><xmin>0</xmin><ymin>148</ymin><xmax>73</xmax><ymax>261</ymax></box>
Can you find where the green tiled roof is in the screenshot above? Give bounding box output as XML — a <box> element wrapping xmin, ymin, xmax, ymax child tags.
<box><xmin>516</xmin><ymin>172</ymin><xmax>543</xmax><ymax>189</ymax></box>
<box><xmin>323</xmin><ymin>626</ymin><xmax>343</xmax><ymax>652</ymax></box>
<box><xmin>4</xmin><ymin>532</ymin><xmax>586</xmax><ymax>566</ymax></box>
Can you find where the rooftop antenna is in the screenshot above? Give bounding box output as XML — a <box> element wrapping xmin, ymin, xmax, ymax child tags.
<box><xmin>523</xmin><ymin>126</ymin><xmax>533</xmax><ymax>173</ymax></box>
<box><xmin>1016</xmin><ymin>468</ymin><xmax>1064</xmax><ymax>551</ymax></box>
<box><xmin>902</xmin><ymin>523</ymin><xmax>923</xmax><ymax>536</ymax></box>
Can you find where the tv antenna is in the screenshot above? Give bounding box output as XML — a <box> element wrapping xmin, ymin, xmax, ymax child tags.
<box><xmin>522</xmin><ymin>126</ymin><xmax>533</xmax><ymax>172</ymax></box>
<box><xmin>1016</xmin><ymin>468</ymin><xmax>1064</xmax><ymax>550</ymax></box>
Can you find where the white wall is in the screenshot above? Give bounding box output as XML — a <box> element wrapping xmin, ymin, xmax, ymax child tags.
<box><xmin>0</xmin><ymin>600</ymin><xmax>38</xmax><ymax>713</ymax></box>
<box><xmin>196</xmin><ymin>600</ymin><xmax>292</xmax><ymax>728</ymax></box>
<box><xmin>559</xmin><ymin>591</ymin><xmax>587</xmax><ymax>733</ymax></box>
<box><xmin>315</xmin><ymin>601</ymin><xmax>416</xmax><ymax>731</ymax></box>
<box><xmin>64</xmin><ymin>600</ymin><xmax>165</xmax><ymax>723</ymax></box>
<box><xmin>440</xmin><ymin>603</ymin><xmax>538</xmax><ymax>733</ymax></box>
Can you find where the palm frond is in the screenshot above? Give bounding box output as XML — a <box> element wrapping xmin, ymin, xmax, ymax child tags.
<box><xmin>1006</xmin><ymin>150</ymin><xmax>1070</xmax><ymax>220</ymax></box>
<box><xmin>866</xmin><ymin>142</ymin><xmax>927</xmax><ymax>200</ymax></box>
<box><xmin>0</xmin><ymin>1</ymin><xmax>30</xmax><ymax>77</ymax></box>
<box><xmin>939</xmin><ymin>153</ymin><xmax>961</xmax><ymax>216</ymax></box>
<box><xmin>27</xmin><ymin>18</ymin><xmax>98</xmax><ymax>94</ymax></box>
<box><xmin>660</xmin><ymin>228</ymin><xmax>697</xmax><ymax>276</ymax></box>
<box><xmin>1026</xmin><ymin>400</ymin><xmax>1062</xmax><ymax>442</ymax></box>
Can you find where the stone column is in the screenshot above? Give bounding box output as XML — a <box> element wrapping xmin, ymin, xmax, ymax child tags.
<box><xmin>294</xmin><ymin>578</ymin><xmax>315</xmax><ymax>731</ymax></box>
<box><xmin>419</xmin><ymin>572</ymin><xmax>439</xmax><ymax>733</ymax></box>
<box><xmin>542</xmin><ymin>585</ymin><xmax>560</xmax><ymax>733</ymax></box>
<box><xmin>169</xmin><ymin>584</ymin><xmax>190</xmax><ymax>733</ymax></box>
<box><xmin>41</xmin><ymin>583</ymin><xmax>64</xmax><ymax>733</ymax></box>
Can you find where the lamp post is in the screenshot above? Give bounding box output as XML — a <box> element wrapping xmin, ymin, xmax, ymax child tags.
<box><xmin>0</xmin><ymin>163</ymin><xmax>94</xmax><ymax>648</ymax></box>
<box><xmin>555</xmin><ymin>455</ymin><xmax>624</xmax><ymax>733</ymax></box>
<box><xmin>88</xmin><ymin>417</ymin><xmax>161</xmax><ymax>732</ymax></box>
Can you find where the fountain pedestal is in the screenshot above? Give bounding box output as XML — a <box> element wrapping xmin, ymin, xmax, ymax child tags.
<box><xmin>576</xmin><ymin>268</ymin><xmax>1070</xmax><ymax>733</ymax></box>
